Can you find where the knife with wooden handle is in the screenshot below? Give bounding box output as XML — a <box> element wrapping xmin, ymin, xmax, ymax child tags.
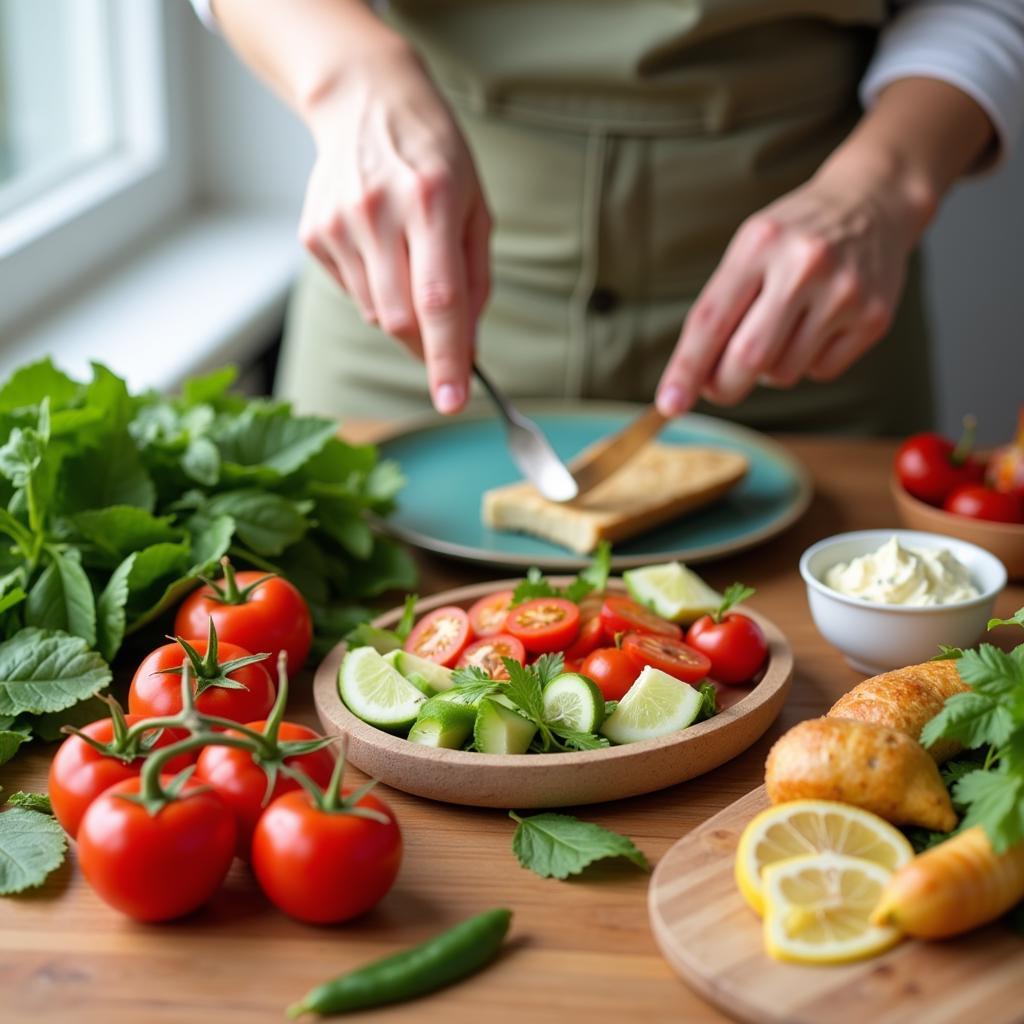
<box><xmin>559</xmin><ymin>405</ymin><xmax>668</xmax><ymax>501</ymax></box>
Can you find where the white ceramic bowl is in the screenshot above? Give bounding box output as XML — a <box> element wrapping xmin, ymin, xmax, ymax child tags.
<box><xmin>799</xmin><ymin>529</ymin><xmax>1007</xmax><ymax>674</ymax></box>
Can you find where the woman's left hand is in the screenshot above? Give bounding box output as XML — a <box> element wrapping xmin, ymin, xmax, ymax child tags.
<box><xmin>655</xmin><ymin>156</ymin><xmax>932</xmax><ymax>415</ymax></box>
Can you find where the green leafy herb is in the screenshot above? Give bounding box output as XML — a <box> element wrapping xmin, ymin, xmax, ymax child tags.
<box><xmin>508</xmin><ymin>811</ymin><xmax>649</xmax><ymax>879</ymax></box>
<box><xmin>0</xmin><ymin>728</ymin><xmax>30</xmax><ymax>766</ymax></box>
<box><xmin>0</xmin><ymin>807</ymin><xmax>67</xmax><ymax>894</ymax></box>
<box><xmin>345</xmin><ymin>594</ymin><xmax>419</xmax><ymax>654</ymax></box>
<box><xmin>510</xmin><ymin>567</ymin><xmax>558</xmax><ymax>606</ymax></box>
<box><xmin>711</xmin><ymin>582</ymin><xmax>756</xmax><ymax>622</ymax></box>
<box><xmin>511</xmin><ymin>543</ymin><xmax>613</xmax><ymax>606</ymax></box>
<box><xmin>989</xmin><ymin>610</ymin><xmax>1024</xmax><ymax>631</ymax></box>
<box><xmin>695</xmin><ymin>681</ymin><xmax>718</xmax><ymax>722</ymax></box>
<box><xmin>448</xmin><ymin>665</ymin><xmax>500</xmax><ymax>705</ymax></box>
<box><xmin>931</xmin><ymin>644</ymin><xmax>965</xmax><ymax>662</ymax></box>
<box><xmin>548</xmin><ymin>727</ymin><xmax>610</xmax><ymax>751</ymax></box>
<box><xmin>5</xmin><ymin>792</ymin><xmax>52</xmax><ymax>814</ymax></box>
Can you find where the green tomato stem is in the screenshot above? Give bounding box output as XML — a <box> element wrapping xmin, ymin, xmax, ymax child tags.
<box><xmin>951</xmin><ymin>414</ymin><xmax>977</xmax><ymax>466</ymax></box>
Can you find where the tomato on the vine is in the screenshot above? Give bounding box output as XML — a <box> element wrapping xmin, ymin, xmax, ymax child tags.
<box><xmin>174</xmin><ymin>561</ymin><xmax>311</xmax><ymax>682</ymax></box>
<box><xmin>48</xmin><ymin>712</ymin><xmax>194</xmax><ymax>838</ymax></box>
<box><xmin>686</xmin><ymin>584</ymin><xmax>767</xmax><ymax>685</ymax></box>
<box><xmin>505</xmin><ymin>597</ymin><xmax>580</xmax><ymax>654</ymax></box>
<box><xmin>404</xmin><ymin>606</ymin><xmax>472</xmax><ymax>667</ymax></box>
<box><xmin>894</xmin><ymin>418</ymin><xmax>984</xmax><ymax>506</ymax></box>
<box><xmin>599</xmin><ymin>596</ymin><xmax>682</xmax><ymax>640</ymax></box>
<box><xmin>621</xmin><ymin>632</ymin><xmax>711</xmax><ymax>684</ymax></box>
<box><xmin>457</xmin><ymin>633</ymin><xmax>526</xmax><ymax>679</ymax></box>
<box><xmin>943</xmin><ymin>484</ymin><xmax>1023</xmax><ymax>524</ymax></box>
<box><xmin>581</xmin><ymin>647</ymin><xmax>637</xmax><ymax>701</ymax></box>
<box><xmin>129</xmin><ymin>621</ymin><xmax>275</xmax><ymax>727</ymax></box>
<box><xmin>467</xmin><ymin>590</ymin><xmax>515</xmax><ymax>638</ymax></box>
<box><xmin>251</xmin><ymin>763</ymin><xmax>402</xmax><ymax>924</ymax></box>
<box><xmin>77</xmin><ymin>775</ymin><xmax>236</xmax><ymax>921</ymax></box>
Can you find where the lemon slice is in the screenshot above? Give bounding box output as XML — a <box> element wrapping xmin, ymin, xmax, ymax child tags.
<box><xmin>762</xmin><ymin>853</ymin><xmax>901</xmax><ymax>964</ymax></box>
<box><xmin>736</xmin><ymin>800</ymin><xmax>913</xmax><ymax>914</ymax></box>
<box><xmin>623</xmin><ymin>562</ymin><xmax>723</xmax><ymax>623</ymax></box>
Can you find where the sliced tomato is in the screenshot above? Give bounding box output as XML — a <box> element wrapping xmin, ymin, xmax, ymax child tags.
<box><xmin>404</xmin><ymin>606</ymin><xmax>471</xmax><ymax>667</ymax></box>
<box><xmin>505</xmin><ymin>597</ymin><xmax>581</xmax><ymax>654</ymax></box>
<box><xmin>563</xmin><ymin>616</ymin><xmax>606</xmax><ymax>662</ymax></box>
<box><xmin>467</xmin><ymin>589</ymin><xmax>515</xmax><ymax>638</ymax></box>
<box><xmin>457</xmin><ymin>634</ymin><xmax>526</xmax><ymax>679</ymax></box>
<box><xmin>599</xmin><ymin>596</ymin><xmax>682</xmax><ymax>639</ymax></box>
<box><xmin>577</xmin><ymin>591</ymin><xmax>607</xmax><ymax>622</ymax></box>
<box><xmin>622</xmin><ymin>632</ymin><xmax>711</xmax><ymax>683</ymax></box>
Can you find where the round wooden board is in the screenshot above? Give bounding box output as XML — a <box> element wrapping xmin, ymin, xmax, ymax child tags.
<box><xmin>314</xmin><ymin>579</ymin><xmax>793</xmax><ymax>808</ymax></box>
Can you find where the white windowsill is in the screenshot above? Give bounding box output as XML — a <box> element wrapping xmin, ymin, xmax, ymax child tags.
<box><xmin>0</xmin><ymin>207</ymin><xmax>300</xmax><ymax>393</ymax></box>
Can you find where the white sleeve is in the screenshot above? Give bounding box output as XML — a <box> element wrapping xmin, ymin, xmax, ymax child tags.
<box><xmin>188</xmin><ymin>0</ymin><xmax>219</xmax><ymax>32</ymax></box>
<box><xmin>861</xmin><ymin>0</ymin><xmax>1024</xmax><ymax>166</ymax></box>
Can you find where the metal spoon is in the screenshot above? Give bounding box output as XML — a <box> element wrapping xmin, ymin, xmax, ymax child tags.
<box><xmin>473</xmin><ymin>362</ymin><xmax>579</xmax><ymax>503</ymax></box>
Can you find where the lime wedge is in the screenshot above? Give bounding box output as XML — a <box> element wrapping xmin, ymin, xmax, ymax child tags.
<box><xmin>600</xmin><ymin>665</ymin><xmax>702</xmax><ymax>744</ymax></box>
<box><xmin>407</xmin><ymin>698</ymin><xmax>476</xmax><ymax>748</ymax></box>
<box><xmin>339</xmin><ymin>646</ymin><xmax>427</xmax><ymax>732</ymax></box>
<box><xmin>384</xmin><ymin>649</ymin><xmax>455</xmax><ymax>693</ymax></box>
<box><xmin>542</xmin><ymin>673</ymin><xmax>605</xmax><ymax>733</ymax></box>
<box><xmin>623</xmin><ymin>562</ymin><xmax>723</xmax><ymax>623</ymax></box>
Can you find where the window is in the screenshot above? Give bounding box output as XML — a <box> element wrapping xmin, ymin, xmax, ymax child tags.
<box><xmin>0</xmin><ymin>0</ymin><xmax>189</xmax><ymax>337</ymax></box>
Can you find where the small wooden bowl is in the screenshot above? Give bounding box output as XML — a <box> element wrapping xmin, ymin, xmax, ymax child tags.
<box><xmin>890</xmin><ymin>476</ymin><xmax>1024</xmax><ymax>580</ymax></box>
<box><xmin>314</xmin><ymin>579</ymin><xmax>793</xmax><ymax>808</ymax></box>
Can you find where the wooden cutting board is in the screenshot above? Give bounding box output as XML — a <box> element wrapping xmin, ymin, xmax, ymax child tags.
<box><xmin>648</xmin><ymin>787</ymin><xmax>1024</xmax><ymax>1024</ymax></box>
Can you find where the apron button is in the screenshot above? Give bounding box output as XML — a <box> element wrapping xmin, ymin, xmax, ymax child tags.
<box><xmin>588</xmin><ymin>287</ymin><xmax>619</xmax><ymax>315</ymax></box>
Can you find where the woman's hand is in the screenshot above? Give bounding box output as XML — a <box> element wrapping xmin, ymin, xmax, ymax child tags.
<box><xmin>300</xmin><ymin>45</ymin><xmax>490</xmax><ymax>415</ymax></box>
<box><xmin>655</xmin><ymin>159</ymin><xmax>925</xmax><ymax>415</ymax></box>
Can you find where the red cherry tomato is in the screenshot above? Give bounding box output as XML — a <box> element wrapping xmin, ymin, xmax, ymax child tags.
<box><xmin>404</xmin><ymin>606</ymin><xmax>472</xmax><ymax>667</ymax></box>
<box><xmin>895</xmin><ymin>427</ymin><xmax>984</xmax><ymax>506</ymax></box>
<box><xmin>194</xmin><ymin>721</ymin><xmax>336</xmax><ymax>858</ymax></box>
<box><xmin>687</xmin><ymin>613</ymin><xmax>768</xmax><ymax>685</ymax></box>
<box><xmin>457</xmin><ymin>633</ymin><xmax>526</xmax><ymax>679</ymax></box>
<box><xmin>621</xmin><ymin>632</ymin><xmax>711</xmax><ymax>684</ymax></box>
<box><xmin>564</xmin><ymin>616</ymin><xmax>606</xmax><ymax>663</ymax></box>
<box><xmin>251</xmin><ymin>788</ymin><xmax>402</xmax><ymax>924</ymax></box>
<box><xmin>467</xmin><ymin>589</ymin><xmax>515</xmax><ymax>638</ymax></box>
<box><xmin>599</xmin><ymin>596</ymin><xmax>682</xmax><ymax>640</ymax></box>
<box><xmin>129</xmin><ymin>637</ymin><xmax>276</xmax><ymax>726</ymax></box>
<box><xmin>505</xmin><ymin>597</ymin><xmax>581</xmax><ymax>654</ymax></box>
<box><xmin>48</xmin><ymin>715</ymin><xmax>194</xmax><ymax>838</ymax></box>
<box><xmin>943</xmin><ymin>484</ymin><xmax>1024</xmax><ymax>524</ymax></box>
<box><xmin>174</xmin><ymin>569</ymin><xmax>311</xmax><ymax>682</ymax></box>
<box><xmin>581</xmin><ymin>647</ymin><xmax>638</xmax><ymax>701</ymax></box>
<box><xmin>77</xmin><ymin>776</ymin><xmax>236</xmax><ymax>921</ymax></box>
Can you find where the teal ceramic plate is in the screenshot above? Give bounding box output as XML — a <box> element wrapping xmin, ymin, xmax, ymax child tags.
<box><xmin>377</xmin><ymin>404</ymin><xmax>812</xmax><ymax>571</ymax></box>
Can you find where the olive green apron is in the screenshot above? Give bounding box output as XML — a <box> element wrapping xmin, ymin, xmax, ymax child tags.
<box><xmin>276</xmin><ymin>0</ymin><xmax>933</xmax><ymax>436</ymax></box>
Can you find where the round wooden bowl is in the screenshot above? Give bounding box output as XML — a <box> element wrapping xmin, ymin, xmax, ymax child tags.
<box><xmin>890</xmin><ymin>475</ymin><xmax>1024</xmax><ymax>580</ymax></box>
<box><xmin>314</xmin><ymin>579</ymin><xmax>794</xmax><ymax>808</ymax></box>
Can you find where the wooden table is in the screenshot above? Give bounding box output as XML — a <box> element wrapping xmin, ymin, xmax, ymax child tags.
<box><xmin>3</xmin><ymin>437</ymin><xmax>1022</xmax><ymax>1024</ymax></box>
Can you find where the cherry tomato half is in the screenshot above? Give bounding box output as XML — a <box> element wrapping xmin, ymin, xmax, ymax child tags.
<box><xmin>505</xmin><ymin>597</ymin><xmax>580</xmax><ymax>654</ymax></box>
<box><xmin>564</xmin><ymin>616</ymin><xmax>606</xmax><ymax>663</ymax></box>
<box><xmin>621</xmin><ymin>632</ymin><xmax>711</xmax><ymax>684</ymax></box>
<box><xmin>943</xmin><ymin>484</ymin><xmax>1023</xmax><ymax>524</ymax></box>
<box><xmin>77</xmin><ymin>776</ymin><xmax>236</xmax><ymax>921</ymax></box>
<box><xmin>174</xmin><ymin>570</ymin><xmax>312</xmax><ymax>682</ymax></box>
<box><xmin>251</xmin><ymin>788</ymin><xmax>402</xmax><ymax>924</ymax></box>
<box><xmin>457</xmin><ymin>634</ymin><xmax>526</xmax><ymax>679</ymax></box>
<box><xmin>686</xmin><ymin>613</ymin><xmax>768</xmax><ymax>685</ymax></box>
<box><xmin>404</xmin><ymin>606</ymin><xmax>472</xmax><ymax>667</ymax></box>
<box><xmin>48</xmin><ymin>716</ymin><xmax>194</xmax><ymax>838</ymax></box>
<box><xmin>467</xmin><ymin>589</ymin><xmax>515</xmax><ymax>638</ymax></box>
<box><xmin>599</xmin><ymin>596</ymin><xmax>682</xmax><ymax>640</ymax></box>
<box><xmin>581</xmin><ymin>647</ymin><xmax>638</xmax><ymax>701</ymax></box>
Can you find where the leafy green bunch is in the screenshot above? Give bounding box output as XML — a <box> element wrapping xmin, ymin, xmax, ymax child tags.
<box><xmin>921</xmin><ymin>609</ymin><xmax>1024</xmax><ymax>853</ymax></box>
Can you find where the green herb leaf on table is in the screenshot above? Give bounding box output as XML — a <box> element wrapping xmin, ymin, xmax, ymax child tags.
<box><xmin>0</xmin><ymin>806</ymin><xmax>67</xmax><ymax>894</ymax></box>
<box><xmin>6</xmin><ymin>792</ymin><xmax>52</xmax><ymax>814</ymax></box>
<box><xmin>0</xmin><ymin>728</ymin><xmax>31</xmax><ymax>767</ymax></box>
<box><xmin>508</xmin><ymin>811</ymin><xmax>649</xmax><ymax>879</ymax></box>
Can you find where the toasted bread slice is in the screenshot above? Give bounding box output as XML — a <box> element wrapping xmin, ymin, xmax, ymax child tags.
<box><xmin>481</xmin><ymin>443</ymin><xmax>748</xmax><ymax>554</ymax></box>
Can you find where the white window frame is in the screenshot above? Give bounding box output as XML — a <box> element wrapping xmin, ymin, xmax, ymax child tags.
<box><xmin>0</xmin><ymin>0</ymin><xmax>190</xmax><ymax>338</ymax></box>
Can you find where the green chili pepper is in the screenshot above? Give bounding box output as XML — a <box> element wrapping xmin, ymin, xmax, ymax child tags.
<box><xmin>287</xmin><ymin>907</ymin><xmax>512</xmax><ymax>1017</ymax></box>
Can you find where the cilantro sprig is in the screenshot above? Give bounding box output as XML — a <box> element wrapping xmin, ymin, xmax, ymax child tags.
<box><xmin>510</xmin><ymin>541</ymin><xmax>611</xmax><ymax>607</ymax></box>
<box><xmin>920</xmin><ymin>608</ymin><xmax>1024</xmax><ymax>853</ymax></box>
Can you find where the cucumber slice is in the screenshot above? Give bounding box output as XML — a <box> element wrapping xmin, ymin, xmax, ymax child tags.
<box><xmin>384</xmin><ymin>649</ymin><xmax>455</xmax><ymax>692</ymax></box>
<box><xmin>407</xmin><ymin>698</ymin><xmax>477</xmax><ymax>748</ymax></box>
<box><xmin>542</xmin><ymin>672</ymin><xmax>605</xmax><ymax>733</ymax></box>
<box><xmin>339</xmin><ymin>646</ymin><xmax>427</xmax><ymax>732</ymax></box>
<box><xmin>473</xmin><ymin>697</ymin><xmax>537</xmax><ymax>755</ymax></box>
<box><xmin>600</xmin><ymin>665</ymin><xmax>703</xmax><ymax>744</ymax></box>
<box><xmin>623</xmin><ymin>562</ymin><xmax>723</xmax><ymax>623</ymax></box>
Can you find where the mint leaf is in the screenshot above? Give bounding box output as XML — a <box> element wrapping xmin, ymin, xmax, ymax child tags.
<box><xmin>182</xmin><ymin>365</ymin><xmax>238</xmax><ymax>408</ymax></box>
<box><xmin>95</xmin><ymin>553</ymin><xmax>135</xmax><ymax>662</ymax></box>
<box><xmin>0</xmin><ymin>359</ymin><xmax>79</xmax><ymax>412</ymax></box>
<box><xmin>920</xmin><ymin>691</ymin><xmax>1014</xmax><ymax>750</ymax></box>
<box><xmin>212</xmin><ymin>404</ymin><xmax>337</xmax><ymax>477</ymax></box>
<box><xmin>0</xmin><ymin>729</ymin><xmax>30</xmax><ymax>766</ymax></box>
<box><xmin>0</xmin><ymin>807</ymin><xmax>67</xmax><ymax>893</ymax></box>
<box><xmin>509</xmin><ymin>811</ymin><xmax>649</xmax><ymax>879</ymax></box>
<box><xmin>73</xmin><ymin>506</ymin><xmax>180</xmax><ymax>562</ymax></box>
<box><xmin>182</xmin><ymin>435</ymin><xmax>221</xmax><ymax>486</ymax></box>
<box><xmin>187</xmin><ymin>513</ymin><xmax>235</xmax><ymax>571</ymax></box>
<box><xmin>203</xmin><ymin>490</ymin><xmax>312</xmax><ymax>556</ymax></box>
<box><xmin>0</xmin><ymin>628</ymin><xmax>111</xmax><ymax>717</ymax></box>
<box><xmin>6</xmin><ymin>792</ymin><xmax>52</xmax><ymax>814</ymax></box>
<box><xmin>59</xmin><ymin>429</ymin><xmax>155</xmax><ymax>513</ymax></box>
<box><xmin>25</xmin><ymin>547</ymin><xmax>96</xmax><ymax>647</ymax></box>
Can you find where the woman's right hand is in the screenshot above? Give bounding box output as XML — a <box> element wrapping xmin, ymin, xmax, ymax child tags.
<box><xmin>300</xmin><ymin>44</ymin><xmax>491</xmax><ymax>415</ymax></box>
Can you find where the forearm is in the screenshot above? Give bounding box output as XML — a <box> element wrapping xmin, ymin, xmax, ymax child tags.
<box><xmin>211</xmin><ymin>0</ymin><xmax>410</xmax><ymax>127</ymax></box>
<box><xmin>816</xmin><ymin>76</ymin><xmax>995</xmax><ymax>241</ymax></box>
